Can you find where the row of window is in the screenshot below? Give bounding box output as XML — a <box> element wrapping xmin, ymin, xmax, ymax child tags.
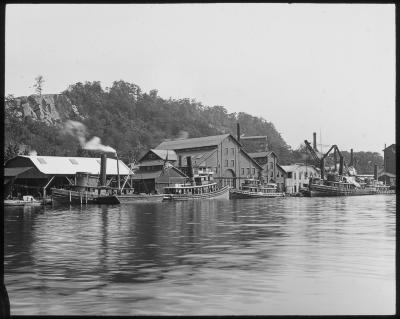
<box><xmin>286</xmin><ymin>172</ymin><xmax>314</xmax><ymax>180</ymax></box>
<box><xmin>225</xmin><ymin>148</ymin><xmax>235</xmax><ymax>155</ymax></box>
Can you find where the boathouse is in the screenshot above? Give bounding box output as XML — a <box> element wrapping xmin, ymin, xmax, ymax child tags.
<box><xmin>280</xmin><ymin>163</ymin><xmax>320</xmax><ymax>194</ymax></box>
<box><xmin>4</xmin><ymin>155</ymin><xmax>132</xmax><ymax>199</ymax></box>
<box><xmin>132</xmin><ymin>149</ymin><xmax>187</xmax><ymax>194</ymax></box>
<box><xmin>154</xmin><ymin>134</ymin><xmax>263</xmax><ymax>188</ymax></box>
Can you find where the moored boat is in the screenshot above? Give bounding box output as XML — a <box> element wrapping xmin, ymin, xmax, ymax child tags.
<box><xmin>229</xmin><ymin>178</ymin><xmax>285</xmax><ymax>199</ymax></box>
<box><xmin>163</xmin><ymin>168</ymin><xmax>229</xmax><ymax>201</ymax></box>
<box><xmin>306</xmin><ymin>174</ymin><xmax>393</xmax><ymax>197</ymax></box>
<box><xmin>4</xmin><ymin>195</ymin><xmax>42</xmax><ymax>207</ymax></box>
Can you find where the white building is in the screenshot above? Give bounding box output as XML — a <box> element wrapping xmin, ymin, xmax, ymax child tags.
<box><xmin>280</xmin><ymin>163</ymin><xmax>320</xmax><ymax>194</ymax></box>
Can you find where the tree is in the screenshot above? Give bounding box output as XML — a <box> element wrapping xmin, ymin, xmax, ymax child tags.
<box><xmin>33</xmin><ymin>75</ymin><xmax>45</xmax><ymax>97</ymax></box>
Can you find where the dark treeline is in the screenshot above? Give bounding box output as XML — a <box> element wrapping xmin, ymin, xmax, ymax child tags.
<box><xmin>5</xmin><ymin>80</ymin><xmax>292</xmax><ymax>164</ymax></box>
<box><xmin>4</xmin><ymin>80</ymin><xmax>383</xmax><ymax>173</ymax></box>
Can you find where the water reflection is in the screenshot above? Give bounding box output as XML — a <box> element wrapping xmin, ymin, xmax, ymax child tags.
<box><xmin>4</xmin><ymin>195</ymin><xmax>396</xmax><ymax>315</ymax></box>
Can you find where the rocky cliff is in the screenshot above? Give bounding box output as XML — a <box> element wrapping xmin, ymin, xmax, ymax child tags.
<box><xmin>6</xmin><ymin>94</ymin><xmax>83</xmax><ymax>125</ymax></box>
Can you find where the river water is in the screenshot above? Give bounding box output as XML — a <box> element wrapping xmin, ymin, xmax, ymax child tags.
<box><xmin>4</xmin><ymin>195</ymin><xmax>396</xmax><ymax>315</ymax></box>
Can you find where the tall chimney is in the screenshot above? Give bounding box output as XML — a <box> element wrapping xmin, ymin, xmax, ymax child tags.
<box><xmin>186</xmin><ymin>156</ymin><xmax>194</xmax><ymax>185</ymax></box>
<box><xmin>350</xmin><ymin>149</ymin><xmax>354</xmax><ymax>166</ymax></box>
<box><xmin>237</xmin><ymin>123</ymin><xmax>241</xmax><ymax>143</ymax></box>
<box><xmin>100</xmin><ymin>153</ymin><xmax>107</xmax><ymax>186</ymax></box>
<box><xmin>313</xmin><ymin>132</ymin><xmax>317</xmax><ymax>151</ymax></box>
<box><xmin>374</xmin><ymin>164</ymin><xmax>378</xmax><ymax>180</ymax></box>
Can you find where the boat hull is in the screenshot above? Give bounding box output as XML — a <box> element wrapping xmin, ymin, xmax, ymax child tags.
<box><xmin>229</xmin><ymin>189</ymin><xmax>285</xmax><ymax>199</ymax></box>
<box><xmin>163</xmin><ymin>186</ymin><xmax>229</xmax><ymax>201</ymax></box>
<box><xmin>4</xmin><ymin>200</ymin><xmax>42</xmax><ymax>207</ymax></box>
<box><xmin>51</xmin><ymin>188</ymin><xmax>99</xmax><ymax>204</ymax></box>
<box><xmin>94</xmin><ymin>194</ymin><xmax>164</xmax><ymax>204</ymax></box>
<box><xmin>307</xmin><ymin>184</ymin><xmax>394</xmax><ymax>197</ymax></box>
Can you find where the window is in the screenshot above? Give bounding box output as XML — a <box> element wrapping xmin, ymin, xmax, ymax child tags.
<box><xmin>287</xmin><ymin>172</ymin><xmax>293</xmax><ymax>178</ymax></box>
<box><xmin>247</xmin><ymin>168</ymin><xmax>250</xmax><ymax>175</ymax></box>
<box><xmin>225</xmin><ymin>160</ymin><xmax>228</xmax><ymax>167</ymax></box>
<box><xmin>225</xmin><ymin>148</ymin><xmax>228</xmax><ymax>155</ymax></box>
<box><xmin>299</xmin><ymin>172</ymin><xmax>302</xmax><ymax>180</ymax></box>
<box><xmin>294</xmin><ymin>173</ymin><xmax>296</xmax><ymax>180</ymax></box>
<box><xmin>37</xmin><ymin>157</ymin><xmax>47</xmax><ymax>164</ymax></box>
<box><xmin>270</xmin><ymin>162</ymin><xmax>273</xmax><ymax>169</ymax></box>
<box><xmin>252</xmin><ymin>168</ymin><xmax>255</xmax><ymax>175</ymax></box>
<box><xmin>69</xmin><ymin>158</ymin><xmax>79</xmax><ymax>165</ymax></box>
<box><xmin>231</xmin><ymin>160</ymin><xmax>235</xmax><ymax>167</ymax></box>
<box><xmin>231</xmin><ymin>148</ymin><xmax>235</xmax><ymax>155</ymax></box>
<box><xmin>241</xmin><ymin>168</ymin><xmax>245</xmax><ymax>175</ymax></box>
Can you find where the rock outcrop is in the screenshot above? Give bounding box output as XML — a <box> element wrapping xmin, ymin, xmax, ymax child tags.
<box><xmin>6</xmin><ymin>94</ymin><xmax>83</xmax><ymax>125</ymax></box>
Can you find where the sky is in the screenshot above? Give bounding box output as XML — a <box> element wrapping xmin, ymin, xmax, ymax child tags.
<box><xmin>5</xmin><ymin>4</ymin><xmax>395</xmax><ymax>154</ymax></box>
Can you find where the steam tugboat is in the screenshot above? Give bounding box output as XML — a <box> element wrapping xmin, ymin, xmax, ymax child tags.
<box><xmin>51</xmin><ymin>153</ymin><xmax>163</xmax><ymax>205</ymax></box>
<box><xmin>229</xmin><ymin>178</ymin><xmax>285</xmax><ymax>199</ymax></box>
<box><xmin>163</xmin><ymin>157</ymin><xmax>229</xmax><ymax>201</ymax></box>
<box><xmin>303</xmin><ymin>135</ymin><xmax>393</xmax><ymax>197</ymax></box>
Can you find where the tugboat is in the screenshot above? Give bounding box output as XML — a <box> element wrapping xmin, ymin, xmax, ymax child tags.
<box><xmin>303</xmin><ymin>137</ymin><xmax>393</xmax><ymax>197</ymax></box>
<box><xmin>229</xmin><ymin>178</ymin><xmax>285</xmax><ymax>199</ymax></box>
<box><xmin>163</xmin><ymin>158</ymin><xmax>229</xmax><ymax>201</ymax></box>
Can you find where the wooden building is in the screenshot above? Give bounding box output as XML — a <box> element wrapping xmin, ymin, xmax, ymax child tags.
<box><xmin>378</xmin><ymin>144</ymin><xmax>396</xmax><ymax>187</ymax></box>
<box><xmin>154</xmin><ymin>134</ymin><xmax>263</xmax><ymax>188</ymax></box>
<box><xmin>280</xmin><ymin>163</ymin><xmax>320</xmax><ymax>194</ymax></box>
<box><xmin>132</xmin><ymin>149</ymin><xmax>187</xmax><ymax>194</ymax></box>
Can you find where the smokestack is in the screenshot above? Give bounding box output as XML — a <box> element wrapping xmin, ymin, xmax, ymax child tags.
<box><xmin>100</xmin><ymin>153</ymin><xmax>107</xmax><ymax>186</ymax></box>
<box><xmin>350</xmin><ymin>149</ymin><xmax>354</xmax><ymax>166</ymax></box>
<box><xmin>374</xmin><ymin>164</ymin><xmax>378</xmax><ymax>180</ymax></box>
<box><xmin>313</xmin><ymin>132</ymin><xmax>317</xmax><ymax>151</ymax></box>
<box><xmin>237</xmin><ymin>123</ymin><xmax>240</xmax><ymax>143</ymax></box>
<box><xmin>339</xmin><ymin>156</ymin><xmax>344</xmax><ymax>176</ymax></box>
<box><xmin>186</xmin><ymin>156</ymin><xmax>194</xmax><ymax>184</ymax></box>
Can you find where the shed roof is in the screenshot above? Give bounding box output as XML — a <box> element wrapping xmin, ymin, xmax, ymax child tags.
<box><xmin>6</xmin><ymin>155</ymin><xmax>131</xmax><ymax>176</ymax></box>
<box><xmin>155</xmin><ymin>134</ymin><xmax>229</xmax><ymax>150</ymax></box>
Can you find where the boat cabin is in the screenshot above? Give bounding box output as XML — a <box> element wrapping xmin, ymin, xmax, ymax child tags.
<box><xmin>240</xmin><ymin>178</ymin><xmax>279</xmax><ymax>194</ymax></box>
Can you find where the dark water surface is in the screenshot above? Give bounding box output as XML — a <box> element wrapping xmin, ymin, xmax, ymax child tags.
<box><xmin>4</xmin><ymin>195</ymin><xmax>396</xmax><ymax>315</ymax></box>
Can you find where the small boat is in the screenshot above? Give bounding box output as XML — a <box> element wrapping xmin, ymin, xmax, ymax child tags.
<box><xmin>163</xmin><ymin>168</ymin><xmax>229</xmax><ymax>201</ymax></box>
<box><xmin>229</xmin><ymin>178</ymin><xmax>285</xmax><ymax>199</ymax></box>
<box><xmin>4</xmin><ymin>195</ymin><xmax>42</xmax><ymax>207</ymax></box>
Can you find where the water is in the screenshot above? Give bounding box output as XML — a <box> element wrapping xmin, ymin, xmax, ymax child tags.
<box><xmin>4</xmin><ymin>195</ymin><xmax>396</xmax><ymax>315</ymax></box>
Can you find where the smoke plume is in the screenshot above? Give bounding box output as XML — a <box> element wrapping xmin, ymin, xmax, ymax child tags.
<box><xmin>63</xmin><ymin>120</ymin><xmax>116</xmax><ymax>154</ymax></box>
<box><xmin>29</xmin><ymin>150</ymin><xmax>37</xmax><ymax>156</ymax></box>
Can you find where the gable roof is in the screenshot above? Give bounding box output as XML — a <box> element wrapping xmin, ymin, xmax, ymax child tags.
<box><xmin>150</xmin><ymin>149</ymin><xmax>178</xmax><ymax>161</ymax></box>
<box><xmin>6</xmin><ymin>155</ymin><xmax>132</xmax><ymax>176</ymax></box>
<box><xmin>155</xmin><ymin>134</ymin><xmax>230</xmax><ymax>150</ymax></box>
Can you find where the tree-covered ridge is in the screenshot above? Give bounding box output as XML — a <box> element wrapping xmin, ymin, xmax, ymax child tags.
<box><xmin>4</xmin><ymin>80</ymin><xmax>383</xmax><ymax>173</ymax></box>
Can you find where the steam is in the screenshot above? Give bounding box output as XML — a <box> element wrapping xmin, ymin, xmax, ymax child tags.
<box><xmin>164</xmin><ymin>130</ymin><xmax>189</xmax><ymax>142</ymax></box>
<box><xmin>29</xmin><ymin>150</ymin><xmax>37</xmax><ymax>156</ymax></box>
<box><xmin>63</xmin><ymin>120</ymin><xmax>116</xmax><ymax>154</ymax></box>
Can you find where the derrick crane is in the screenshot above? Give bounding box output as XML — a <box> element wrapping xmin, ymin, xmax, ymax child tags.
<box><xmin>304</xmin><ymin>140</ymin><xmax>349</xmax><ymax>180</ymax></box>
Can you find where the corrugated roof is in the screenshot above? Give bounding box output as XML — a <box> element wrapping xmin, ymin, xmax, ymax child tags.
<box><xmin>151</xmin><ymin>149</ymin><xmax>178</xmax><ymax>161</ymax></box>
<box><xmin>155</xmin><ymin>134</ymin><xmax>229</xmax><ymax>150</ymax></box>
<box><xmin>17</xmin><ymin>155</ymin><xmax>131</xmax><ymax>176</ymax></box>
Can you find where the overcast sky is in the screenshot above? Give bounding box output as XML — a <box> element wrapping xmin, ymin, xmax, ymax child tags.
<box><xmin>5</xmin><ymin>4</ymin><xmax>395</xmax><ymax>154</ymax></box>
